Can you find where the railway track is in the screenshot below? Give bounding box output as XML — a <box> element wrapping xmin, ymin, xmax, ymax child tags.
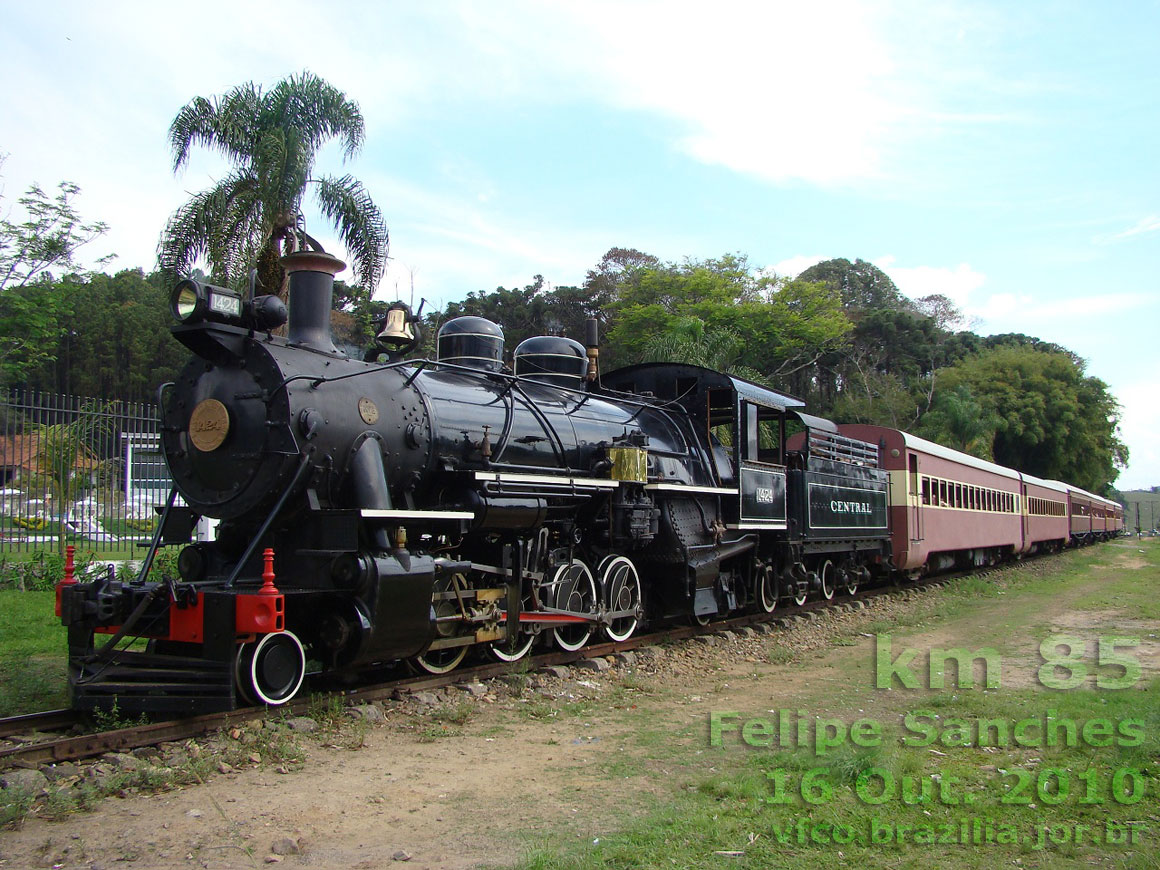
<box><xmin>0</xmin><ymin>563</ymin><xmax>1011</xmax><ymax>771</ymax></box>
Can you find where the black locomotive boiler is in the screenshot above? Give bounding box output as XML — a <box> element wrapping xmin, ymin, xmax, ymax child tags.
<box><xmin>58</xmin><ymin>250</ymin><xmax>892</xmax><ymax>713</ymax></box>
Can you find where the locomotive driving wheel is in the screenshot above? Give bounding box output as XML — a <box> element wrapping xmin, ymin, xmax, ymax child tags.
<box><xmin>599</xmin><ymin>555</ymin><xmax>641</xmax><ymax>642</ymax></box>
<box><xmin>489</xmin><ymin>583</ymin><xmax>536</xmax><ymax>663</ymax></box>
<box><xmin>413</xmin><ymin>573</ymin><xmax>470</xmax><ymax>674</ymax></box>
<box><xmin>549</xmin><ymin>559</ymin><xmax>598</xmax><ymax>651</ymax></box>
<box><xmin>756</xmin><ymin>564</ymin><xmax>779</xmax><ymax>614</ymax></box>
<box><xmin>235</xmin><ymin>629</ymin><xmax>307</xmax><ymax>707</ymax></box>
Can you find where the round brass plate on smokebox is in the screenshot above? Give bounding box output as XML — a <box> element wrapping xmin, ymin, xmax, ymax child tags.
<box><xmin>358</xmin><ymin>397</ymin><xmax>379</xmax><ymax>425</ymax></box>
<box><xmin>189</xmin><ymin>399</ymin><xmax>230</xmax><ymax>452</ymax></box>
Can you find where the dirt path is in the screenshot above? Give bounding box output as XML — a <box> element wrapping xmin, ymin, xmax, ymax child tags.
<box><xmin>2</xmin><ymin>544</ymin><xmax>1157</xmax><ymax>870</ymax></box>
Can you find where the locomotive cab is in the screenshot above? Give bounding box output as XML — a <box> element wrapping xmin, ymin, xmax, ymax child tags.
<box><xmin>600</xmin><ymin>364</ymin><xmax>803</xmax><ymax>618</ymax></box>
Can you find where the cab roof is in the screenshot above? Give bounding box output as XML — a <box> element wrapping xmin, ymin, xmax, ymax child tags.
<box><xmin>601</xmin><ymin>362</ymin><xmax>804</xmax><ymax>412</ymax></box>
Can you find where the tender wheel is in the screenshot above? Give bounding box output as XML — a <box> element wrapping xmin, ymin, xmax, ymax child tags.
<box><xmin>793</xmin><ymin>580</ymin><xmax>808</xmax><ymax>607</ymax></box>
<box><xmin>235</xmin><ymin>630</ymin><xmax>306</xmax><ymax>707</ymax></box>
<box><xmin>414</xmin><ymin>573</ymin><xmax>470</xmax><ymax>674</ymax></box>
<box><xmin>757</xmin><ymin>565</ymin><xmax>778</xmax><ymax>614</ymax></box>
<box><xmin>550</xmin><ymin>560</ymin><xmax>597</xmax><ymax>652</ymax></box>
<box><xmin>820</xmin><ymin>560</ymin><xmax>836</xmax><ymax>601</ymax></box>
<box><xmin>844</xmin><ymin>562</ymin><xmax>859</xmax><ymax>596</ymax></box>
<box><xmin>600</xmin><ymin>556</ymin><xmax>641</xmax><ymax>642</ymax></box>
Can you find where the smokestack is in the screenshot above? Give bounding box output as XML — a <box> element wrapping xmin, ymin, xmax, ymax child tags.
<box><xmin>282</xmin><ymin>250</ymin><xmax>346</xmax><ymax>353</ymax></box>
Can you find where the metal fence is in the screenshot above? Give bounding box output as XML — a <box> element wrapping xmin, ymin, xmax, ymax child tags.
<box><xmin>0</xmin><ymin>390</ymin><xmax>168</xmax><ymax>555</ymax></box>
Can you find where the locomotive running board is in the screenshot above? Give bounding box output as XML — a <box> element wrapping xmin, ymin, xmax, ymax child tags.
<box><xmin>473</xmin><ymin>471</ymin><xmax>620</xmax><ymax>490</ymax></box>
<box><xmin>361</xmin><ymin>509</ymin><xmax>475</xmax><ymax>521</ymax></box>
<box><xmin>645</xmin><ymin>483</ymin><xmax>739</xmax><ymax>495</ymax></box>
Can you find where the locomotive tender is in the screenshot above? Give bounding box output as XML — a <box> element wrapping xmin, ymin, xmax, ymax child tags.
<box><xmin>56</xmin><ymin>252</ymin><xmax>1122</xmax><ymax>714</ymax></box>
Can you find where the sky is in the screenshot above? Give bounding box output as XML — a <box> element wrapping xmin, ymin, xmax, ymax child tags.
<box><xmin>1</xmin><ymin>0</ymin><xmax>1157</xmax><ymax>488</ymax></box>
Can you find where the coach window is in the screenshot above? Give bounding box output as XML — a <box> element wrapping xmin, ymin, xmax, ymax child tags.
<box><xmin>939</xmin><ymin>480</ymin><xmax>948</xmax><ymax>507</ymax></box>
<box><xmin>921</xmin><ymin>476</ymin><xmax>931</xmax><ymax>505</ymax></box>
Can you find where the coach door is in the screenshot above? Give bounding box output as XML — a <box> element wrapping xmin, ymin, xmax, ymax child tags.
<box><xmin>910</xmin><ymin>452</ymin><xmax>924</xmax><ymax>542</ymax></box>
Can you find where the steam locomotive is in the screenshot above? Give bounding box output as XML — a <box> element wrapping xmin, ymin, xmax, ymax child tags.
<box><xmin>56</xmin><ymin>252</ymin><xmax>1121</xmax><ymax>714</ymax></box>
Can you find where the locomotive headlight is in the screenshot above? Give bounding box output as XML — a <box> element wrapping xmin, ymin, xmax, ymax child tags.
<box><xmin>170</xmin><ymin>279</ymin><xmax>243</xmax><ymax>324</ymax></box>
<box><xmin>172</xmin><ymin>281</ymin><xmax>202</xmax><ymax>322</ymax></box>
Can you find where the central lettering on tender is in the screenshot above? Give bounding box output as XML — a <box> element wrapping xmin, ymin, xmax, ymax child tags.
<box><xmin>830</xmin><ymin>499</ymin><xmax>872</xmax><ymax>514</ymax></box>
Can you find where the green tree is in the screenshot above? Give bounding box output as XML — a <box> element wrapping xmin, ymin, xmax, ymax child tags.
<box><xmin>914</xmin><ymin>383</ymin><xmax>999</xmax><ymax>458</ymax></box>
<box><xmin>159</xmin><ymin>72</ymin><xmax>388</xmax><ymax>297</ymax></box>
<box><xmin>604</xmin><ymin>254</ymin><xmax>850</xmax><ymax>378</ymax></box>
<box><xmin>27</xmin><ymin>270</ymin><xmax>189</xmax><ymax>402</ymax></box>
<box><xmin>31</xmin><ymin>403</ymin><xmax>114</xmax><ymax>555</ymax></box>
<box><xmin>639</xmin><ymin>317</ymin><xmax>764</xmax><ymax>382</ymax></box>
<box><xmin>0</xmin><ymin>168</ymin><xmax>111</xmax><ymax>385</ymax></box>
<box><xmin>583</xmin><ymin>247</ymin><xmax>660</xmax><ymax>309</ymax></box>
<box><xmin>934</xmin><ymin>346</ymin><xmax>1127</xmax><ymax>491</ymax></box>
<box><xmin>797</xmin><ymin>257</ymin><xmax>908</xmax><ymax>312</ymax></box>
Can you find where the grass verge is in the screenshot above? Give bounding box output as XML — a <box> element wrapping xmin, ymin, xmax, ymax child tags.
<box><xmin>0</xmin><ymin>590</ymin><xmax>67</xmax><ymax>715</ymax></box>
<box><xmin>507</xmin><ymin>542</ymin><xmax>1160</xmax><ymax>870</ymax></box>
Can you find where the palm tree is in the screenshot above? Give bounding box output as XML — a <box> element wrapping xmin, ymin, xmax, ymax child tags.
<box><xmin>159</xmin><ymin>72</ymin><xmax>388</xmax><ymax>297</ymax></box>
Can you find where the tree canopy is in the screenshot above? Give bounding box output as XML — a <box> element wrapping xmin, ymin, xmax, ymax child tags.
<box><xmin>933</xmin><ymin>345</ymin><xmax>1127</xmax><ymax>491</ymax></box>
<box><xmin>158</xmin><ymin>72</ymin><xmax>388</xmax><ymax>297</ymax></box>
<box><xmin>0</xmin><ymin>169</ymin><xmax>112</xmax><ymax>386</ymax></box>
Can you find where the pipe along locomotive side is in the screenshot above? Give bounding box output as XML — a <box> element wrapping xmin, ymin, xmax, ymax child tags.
<box><xmin>56</xmin><ymin>251</ymin><xmax>1120</xmax><ymax>714</ymax></box>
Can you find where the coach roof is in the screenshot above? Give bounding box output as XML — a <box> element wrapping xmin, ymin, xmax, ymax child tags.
<box><xmin>899</xmin><ymin>430</ymin><xmax>1021</xmax><ymax>482</ymax></box>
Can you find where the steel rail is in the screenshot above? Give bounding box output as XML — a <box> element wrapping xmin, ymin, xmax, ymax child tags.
<box><xmin>0</xmin><ymin>553</ymin><xmax>1053</xmax><ymax>769</ymax></box>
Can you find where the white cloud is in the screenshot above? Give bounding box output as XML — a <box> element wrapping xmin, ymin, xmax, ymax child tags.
<box><xmin>1113</xmin><ymin>381</ymin><xmax>1160</xmax><ymax>490</ymax></box>
<box><xmin>551</xmin><ymin>1</ymin><xmax>912</xmax><ymax>186</ymax></box>
<box><xmin>1094</xmin><ymin>214</ymin><xmax>1160</xmax><ymax>245</ymax></box>
<box><xmin>973</xmin><ymin>291</ymin><xmax>1154</xmax><ymax>331</ymax></box>
<box><xmin>874</xmin><ymin>258</ymin><xmax>988</xmax><ymax>308</ymax></box>
<box><xmin>364</xmin><ymin>173</ymin><xmax>611</xmax><ymax>309</ymax></box>
<box><xmin>771</xmin><ymin>255</ymin><xmax>830</xmax><ymax>278</ymax></box>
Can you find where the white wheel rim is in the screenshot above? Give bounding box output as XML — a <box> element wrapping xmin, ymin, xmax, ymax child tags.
<box><xmin>414</xmin><ymin>644</ymin><xmax>469</xmax><ymax>674</ymax></box>
<box><xmin>551</xmin><ymin>560</ymin><xmax>596</xmax><ymax>652</ymax></box>
<box><xmin>245</xmin><ymin>630</ymin><xmax>306</xmax><ymax>706</ymax></box>
<box><xmin>758</xmin><ymin>567</ymin><xmax>778</xmax><ymax>613</ymax></box>
<box><xmin>417</xmin><ymin>573</ymin><xmax>470</xmax><ymax>673</ymax></box>
<box><xmin>820</xmin><ymin>560</ymin><xmax>836</xmax><ymax>600</ymax></box>
<box><xmin>490</xmin><ymin>632</ymin><xmax>535</xmax><ymax>662</ymax></box>
<box><xmin>234</xmin><ymin>642</ymin><xmax>257</xmax><ymax>706</ymax></box>
<box><xmin>601</xmin><ymin>556</ymin><xmax>640</xmax><ymax>642</ymax></box>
